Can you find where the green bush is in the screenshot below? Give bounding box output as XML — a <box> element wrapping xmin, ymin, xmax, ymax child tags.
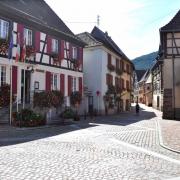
<box><xmin>33</xmin><ymin>90</ymin><xmax>64</xmax><ymax>108</ymax></box>
<box><xmin>12</xmin><ymin>109</ymin><xmax>45</xmax><ymax>127</ymax></box>
<box><xmin>60</xmin><ymin>108</ymin><xmax>75</xmax><ymax>119</ymax></box>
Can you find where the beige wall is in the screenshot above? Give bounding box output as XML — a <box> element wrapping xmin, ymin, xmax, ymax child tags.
<box><xmin>163</xmin><ymin>58</ymin><xmax>180</xmax><ymax>109</ymax></box>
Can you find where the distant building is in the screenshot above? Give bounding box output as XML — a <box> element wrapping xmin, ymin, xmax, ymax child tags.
<box><xmin>78</xmin><ymin>27</ymin><xmax>134</xmax><ymax>115</ymax></box>
<box><xmin>158</xmin><ymin>10</ymin><xmax>180</xmax><ymax>119</ymax></box>
<box><xmin>134</xmin><ymin>70</ymin><xmax>146</xmax><ymax>103</ymax></box>
<box><xmin>137</xmin><ymin>69</ymin><xmax>152</xmax><ymax>106</ymax></box>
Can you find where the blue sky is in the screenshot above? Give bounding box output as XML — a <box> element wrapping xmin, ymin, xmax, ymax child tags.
<box><xmin>45</xmin><ymin>0</ymin><xmax>180</xmax><ymax>59</ymax></box>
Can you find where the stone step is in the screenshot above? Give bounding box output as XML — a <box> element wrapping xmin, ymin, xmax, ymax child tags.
<box><xmin>0</xmin><ymin>107</ymin><xmax>10</xmax><ymax>124</ymax></box>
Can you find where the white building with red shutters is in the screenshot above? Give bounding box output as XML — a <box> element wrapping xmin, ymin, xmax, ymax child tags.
<box><xmin>0</xmin><ymin>0</ymin><xmax>84</xmax><ymax>124</ymax></box>
<box><xmin>78</xmin><ymin>27</ymin><xmax>134</xmax><ymax>115</ymax></box>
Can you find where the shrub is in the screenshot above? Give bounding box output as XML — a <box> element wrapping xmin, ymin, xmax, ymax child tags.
<box><xmin>12</xmin><ymin>109</ymin><xmax>45</xmax><ymax>127</ymax></box>
<box><xmin>33</xmin><ymin>90</ymin><xmax>64</xmax><ymax>109</ymax></box>
<box><xmin>0</xmin><ymin>84</ymin><xmax>15</xmax><ymax>107</ymax></box>
<box><xmin>60</xmin><ymin>108</ymin><xmax>75</xmax><ymax>119</ymax></box>
<box><xmin>70</xmin><ymin>91</ymin><xmax>82</xmax><ymax>106</ymax></box>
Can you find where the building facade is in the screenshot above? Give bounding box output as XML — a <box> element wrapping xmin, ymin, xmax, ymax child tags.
<box><xmin>159</xmin><ymin>10</ymin><xmax>180</xmax><ymax>119</ymax></box>
<box><xmin>0</xmin><ymin>0</ymin><xmax>84</xmax><ymax>123</ymax></box>
<box><xmin>137</xmin><ymin>69</ymin><xmax>152</xmax><ymax>106</ymax></box>
<box><xmin>78</xmin><ymin>27</ymin><xmax>134</xmax><ymax>115</ymax></box>
<box><xmin>151</xmin><ymin>60</ymin><xmax>163</xmax><ymax>111</ymax></box>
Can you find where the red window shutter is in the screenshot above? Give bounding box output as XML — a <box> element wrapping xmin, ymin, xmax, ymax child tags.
<box><xmin>80</xmin><ymin>47</ymin><xmax>83</xmax><ymax>67</ymax></box>
<box><xmin>68</xmin><ymin>75</ymin><xmax>72</xmax><ymax>96</ymax></box>
<box><xmin>106</xmin><ymin>74</ymin><xmax>109</xmax><ymax>85</ymax></box>
<box><xmin>122</xmin><ymin>61</ymin><xmax>124</xmax><ymax>71</ymax></box>
<box><xmin>60</xmin><ymin>40</ymin><xmax>64</xmax><ymax>60</ymax></box>
<box><xmin>116</xmin><ymin>59</ymin><xmax>119</xmax><ymax>69</ymax></box>
<box><xmin>69</xmin><ymin>43</ymin><xmax>72</xmax><ymax>60</ymax></box>
<box><xmin>17</xmin><ymin>24</ymin><xmax>24</xmax><ymax>46</ymax></box>
<box><xmin>60</xmin><ymin>74</ymin><xmax>65</xmax><ymax>96</ymax></box>
<box><xmin>79</xmin><ymin>77</ymin><xmax>83</xmax><ymax>96</ymax></box>
<box><xmin>115</xmin><ymin>77</ymin><xmax>118</xmax><ymax>87</ymax></box>
<box><xmin>108</xmin><ymin>53</ymin><xmax>111</xmax><ymax>66</ymax></box>
<box><xmin>47</xmin><ymin>36</ymin><xmax>52</xmax><ymax>54</ymax></box>
<box><xmin>12</xmin><ymin>66</ymin><xmax>17</xmax><ymax>94</ymax></box>
<box><xmin>46</xmin><ymin>71</ymin><xmax>51</xmax><ymax>91</ymax></box>
<box><xmin>122</xmin><ymin>79</ymin><xmax>124</xmax><ymax>89</ymax></box>
<box><xmin>108</xmin><ymin>75</ymin><xmax>112</xmax><ymax>85</ymax></box>
<box><xmin>35</xmin><ymin>31</ymin><xmax>40</xmax><ymax>52</ymax></box>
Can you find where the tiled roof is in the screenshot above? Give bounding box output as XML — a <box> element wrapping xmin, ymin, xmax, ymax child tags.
<box><xmin>77</xmin><ymin>32</ymin><xmax>102</xmax><ymax>47</ymax></box>
<box><xmin>135</xmin><ymin>70</ymin><xmax>146</xmax><ymax>82</ymax></box>
<box><xmin>91</xmin><ymin>26</ymin><xmax>130</xmax><ymax>60</ymax></box>
<box><xmin>161</xmin><ymin>10</ymin><xmax>180</xmax><ymax>31</ymax></box>
<box><xmin>0</xmin><ymin>0</ymin><xmax>84</xmax><ymax>45</ymax></box>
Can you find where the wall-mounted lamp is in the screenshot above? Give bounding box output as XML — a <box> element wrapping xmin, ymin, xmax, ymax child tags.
<box><xmin>27</xmin><ymin>65</ymin><xmax>34</xmax><ymax>73</ymax></box>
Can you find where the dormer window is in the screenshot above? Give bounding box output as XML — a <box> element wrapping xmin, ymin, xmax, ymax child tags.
<box><xmin>24</xmin><ymin>28</ymin><xmax>32</xmax><ymax>46</ymax></box>
<box><xmin>0</xmin><ymin>19</ymin><xmax>9</xmax><ymax>39</ymax></box>
<box><xmin>51</xmin><ymin>39</ymin><xmax>58</xmax><ymax>54</ymax></box>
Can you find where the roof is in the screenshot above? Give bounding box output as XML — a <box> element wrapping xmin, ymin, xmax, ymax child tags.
<box><xmin>161</xmin><ymin>10</ymin><xmax>180</xmax><ymax>32</ymax></box>
<box><xmin>139</xmin><ymin>69</ymin><xmax>150</xmax><ymax>83</ymax></box>
<box><xmin>77</xmin><ymin>32</ymin><xmax>102</xmax><ymax>47</ymax></box>
<box><xmin>0</xmin><ymin>0</ymin><xmax>84</xmax><ymax>45</ymax></box>
<box><xmin>135</xmin><ymin>70</ymin><xmax>146</xmax><ymax>82</ymax></box>
<box><xmin>91</xmin><ymin>26</ymin><xmax>130</xmax><ymax>61</ymax></box>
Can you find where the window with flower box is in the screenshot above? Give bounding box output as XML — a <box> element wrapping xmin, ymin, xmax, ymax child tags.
<box><xmin>51</xmin><ymin>38</ymin><xmax>58</xmax><ymax>54</ymax></box>
<box><xmin>72</xmin><ymin>46</ymin><xmax>78</xmax><ymax>60</ymax></box>
<box><xmin>0</xmin><ymin>19</ymin><xmax>9</xmax><ymax>39</ymax></box>
<box><xmin>0</xmin><ymin>19</ymin><xmax>9</xmax><ymax>56</ymax></box>
<box><xmin>64</xmin><ymin>41</ymin><xmax>70</xmax><ymax>59</ymax></box>
<box><xmin>0</xmin><ymin>19</ymin><xmax>9</xmax><ymax>40</ymax></box>
<box><xmin>24</xmin><ymin>28</ymin><xmax>32</xmax><ymax>46</ymax></box>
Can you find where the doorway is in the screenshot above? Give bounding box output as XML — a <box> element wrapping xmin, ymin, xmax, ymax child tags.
<box><xmin>21</xmin><ymin>70</ymin><xmax>31</xmax><ymax>104</ymax></box>
<box><xmin>88</xmin><ymin>96</ymin><xmax>93</xmax><ymax>115</ymax></box>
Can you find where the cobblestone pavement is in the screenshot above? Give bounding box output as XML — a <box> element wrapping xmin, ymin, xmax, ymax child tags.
<box><xmin>159</xmin><ymin>119</ymin><xmax>180</xmax><ymax>152</ymax></box>
<box><xmin>0</xmin><ymin>105</ymin><xmax>180</xmax><ymax>180</ymax></box>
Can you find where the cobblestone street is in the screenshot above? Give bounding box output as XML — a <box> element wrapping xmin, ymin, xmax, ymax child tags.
<box><xmin>0</xmin><ymin>105</ymin><xmax>180</xmax><ymax>180</ymax></box>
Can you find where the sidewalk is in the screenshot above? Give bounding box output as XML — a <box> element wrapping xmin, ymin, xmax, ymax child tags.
<box><xmin>158</xmin><ymin>118</ymin><xmax>180</xmax><ymax>153</ymax></box>
<box><xmin>139</xmin><ymin>104</ymin><xmax>180</xmax><ymax>153</ymax></box>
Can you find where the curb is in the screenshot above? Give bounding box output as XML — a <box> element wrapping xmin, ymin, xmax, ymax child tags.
<box><xmin>156</xmin><ymin>118</ymin><xmax>180</xmax><ymax>154</ymax></box>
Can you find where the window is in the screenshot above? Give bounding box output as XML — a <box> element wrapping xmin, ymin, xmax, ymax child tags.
<box><xmin>51</xmin><ymin>73</ymin><xmax>58</xmax><ymax>90</ymax></box>
<box><xmin>72</xmin><ymin>77</ymin><xmax>77</xmax><ymax>92</ymax></box>
<box><xmin>72</xmin><ymin>46</ymin><xmax>78</xmax><ymax>59</ymax></box>
<box><xmin>0</xmin><ymin>19</ymin><xmax>9</xmax><ymax>39</ymax></box>
<box><xmin>51</xmin><ymin>39</ymin><xmax>58</xmax><ymax>54</ymax></box>
<box><xmin>0</xmin><ymin>66</ymin><xmax>6</xmax><ymax>86</ymax></box>
<box><xmin>24</xmin><ymin>28</ymin><xmax>32</xmax><ymax>46</ymax></box>
<box><xmin>64</xmin><ymin>41</ymin><xmax>70</xmax><ymax>59</ymax></box>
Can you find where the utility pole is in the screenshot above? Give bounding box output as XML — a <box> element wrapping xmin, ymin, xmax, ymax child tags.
<box><xmin>97</xmin><ymin>15</ymin><xmax>100</xmax><ymax>27</ymax></box>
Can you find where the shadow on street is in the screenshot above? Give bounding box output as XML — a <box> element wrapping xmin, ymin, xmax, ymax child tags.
<box><xmin>0</xmin><ymin>104</ymin><xmax>156</xmax><ymax>147</ymax></box>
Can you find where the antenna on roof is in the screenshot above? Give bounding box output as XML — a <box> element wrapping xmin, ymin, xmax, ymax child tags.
<box><xmin>97</xmin><ymin>15</ymin><xmax>100</xmax><ymax>27</ymax></box>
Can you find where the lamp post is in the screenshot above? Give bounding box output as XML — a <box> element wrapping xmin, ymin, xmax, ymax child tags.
<box><xmin>96</xmin><ymin>90</ymin><xmax>100</xmax><ymax>115</ymax></box>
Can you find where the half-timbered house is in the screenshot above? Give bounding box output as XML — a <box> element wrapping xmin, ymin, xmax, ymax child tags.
<box><xmin>0</xmin><ymin>0</ymin><xmax>84</xmax><ymax>124</ymax></box>
<box><xmin>159</xmin><ymin>10</ymin><xmax>180</xmax><ymax>119</ymax></box>
<box><xmin>151</xmin><ymin>58</ymin><xmax>163</xmax><ymax>111</ymax></box>
<box><xmin>78</xmin><ymin>27</ymin><xmax>134</xmax><ymax>115</ymax></box>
